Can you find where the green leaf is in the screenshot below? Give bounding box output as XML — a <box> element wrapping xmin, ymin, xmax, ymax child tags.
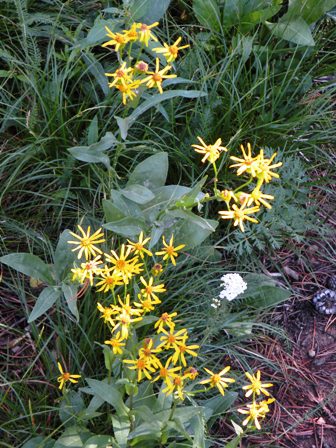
<box><xmin>80</xmin><ymin>18</ymin><xmax>121</xmax><ymax>47</ymax></box>
<box><xmin>62</xmin><ymin>283</ymin><xmax>79</xmax><ymax>321</ymax></box>
<box><xmin>22</xmin><ymin>437</ymin><xmax>55</xmax><ymax>448</ymax></box>
<box><xmin>67</xmin><ymin>132</ymin><xmax>117</xmax><ymax>169</ymax></box>
<box><xmin>85</xmin><ymin>379</ymin><xmax>129</xmax><ymax>416</ymax></box>
<box><xmin>128</xmin><ymin>421</ymin><xmax>162</xmax><ymax>442</ymax></box>
<box><xmin>240</xmin><ymin>273</ymin><xmax>291</xmax><ymax>308</ymax></box>
<box><xmin>0</xmin><ymin>253</ymin><xmax>54</xmax><ymax>284</ymax></box>
<box><xmin>103</xmin><ymin>217</ymin><xmax>146</xmax><ymax>238</ymax></box>
<box><xmin>59</xmin><ymin>391</ymin><xmax>85</xmax><ymax>425</ymax></box>
<box><xmin>121</xmin><ymin>184</ymin><xmax>155</xmax><ymax>204</ymax></box>
<box><xmin>193</xmin><ymin>0</ymin><xmax>221</xmax><ymax>31</ymax></box>
<box><xmin>127</xmin><ymin>153</ymin><xmax>168</xmax><ymax>189</ymax></box>
<box><xmin>28</xmin><ymin>286</ymin><xmax>61</xmax><ymax>323</ymax></box>
<box><xmin>265</xmin><ymin>18</ymin><xmax>315</xmax><ymax>46</ymax></box>
<box><xmin>87</xmin><ymin>115</ymin><xmax>98</xmax><ymax>145</ymax></box>
<box><xmin>174</xmin><ymin>177</ymin><xmax>207</xmax><ymax>208</ymax></box>
<box><xmin>53</xmin><ymin>426</ymin><xmax>92</xmax><ymax>448</ymax></box>
<box><xmin>225</xmin><ymin>436</ymin><xmax>242</xmax><ymax>448</ymax></box>
<box><xmin>115</xmin><ymin>90</ymin><xmax>206</xmax><ymax>140</ymax></box>
<box><xmin>102</xmin><ymin>199</ymin><xmax>126</xmax><ymax>222</ymax></box>
<box><xmin>169</xmin><ymin>210</ymin><xmax>218</xmax><ymax>249</ymax></box>
<box><xmin>111</xmin><ymin>415</ymin><xmax>130</xmax><ymax>448</ymax></box>
<box><xmin>54</xmin><ymin>230</ymin><xmax>77</xmax><ymax>281</ymax></box>
<box><xmin>202</xmin><ymin>392</ymin><xmax>238</xmax><ymax>426</ymax></box>
<box><xmin>81</xmin><ymin>52</ymin><xmax>109</xmax><ymax>96</ymax></box>
<box><xmin>130</xmin><ymin>0</ymin><xmax>171</xmax><ymax>23</ymax></box>
<box><xmin>83</xmin><ymin>435</ymin><xmax>115</xmax><ymax>448</ymax></box>
<box><xmin>223</xmin><ymin>0</ymin><xmax>282</xmax><ymax>29</ymax></box>
<box><xmin>283</xmin><ymin>0</ymin><xmax>336</xmax><ymax>24</ymax></box>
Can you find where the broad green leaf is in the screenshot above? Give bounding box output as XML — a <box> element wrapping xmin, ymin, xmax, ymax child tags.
<box><xmin>67</xmin><ymin>132</ymin><xmax>117</xmax><ymax>169</ymax></box>
<box><xmin>59</xmin><ymin>391</ymin><xmax>85</xmax><ymax>424</ymax></box>
<box><xmin>128</xmin><ymin>421</ymin><xmax>162</xmax><ymax>441</ymax></box>
<box><xmin>53</xmin><ymin>426</ymin><xmax>92</xmax><ymax>448</ymax></box>
<box><xmin>121</xmin><ymin>184</ymin><xmax>155</xmax><ymax>204</ymax></box>
<box><xmin>202</xmin><ymin>392</ymin><xmax>238</xmax><ymax>426</ymax></box>
<box><xmin>85</xmin><ymin>379</ymin><xmax>129</xmax><ymax>416</ymax></box>
<box><xmin>111</xmin><ymin>415</ymin><xmax>130</xmax><ymax>448</ymax></box>
<box><xmin>102</xmin><ymin>199</ymin><xmax>126</xmax><ymax>222</ymax></box>
<box><xmin>28</xmin><ymin>286</ymin><xmax>61</xmax><ymax>323</ymax></box>
<box><xmin>87</xmin><ymin>115</ymin><xmax>98</xmax><ymax>145</ymax></box>
<box><xmin>61</xmin><ymin>283</ymin><xmax>79</xmax><ymax>321</ymax></box>
<box><xmin>22</xmin><ymin>437</ymin><xmax>55</xmax><ymax>448</ymax></box>
<box><xmin>193</xmin><ymin>0</ymin><xmax>221</xmax><ymax>31</ymax></box>
<box><xmin>225</xmin><ymin>436</ymin><xmax>242</xmax><ymax>448</ymax></box>
<box><xmin>265</xmin><ymin>18</ymin><xmax>315</xmax><ymax>46</ymax></box>
<box><xmin>239</xmin><ymin>273</ymin><xmax>291</xmax><ymax>308</ymax></box>
<box><xmin>169</xmin><ymin>210</ymin><xmax>218</xmax><ymax>249</ymax></box>
<box><xmin>115</xmin><ymin>90</ymin><xmax>207</xmax><ymax>140</ymax></box>
<box><xmin>130</xmin><ymin>0</ymin><xmax>171</xmax><ymax>23</ymax></box>
<box><xmin>284</xmin><ymin>0</ymin><xmax>336</xmax><ymax>24</ymax></box>
<box><xmin>0</xmin><ymin>253</ymin><xmax>54</xmax><ymax>284</ymax></box>
<box><xmin>103</xmin><ymin>217</ymin><xmax>146</xmax><ymax>238</ymax></box>
<box><xmin>127</xmin><ymin>153</ymin><xmax>168</xmax><ymax>189</ymax></box>
<box><xmin>83</xmin><ymin>435</ymin><xmax>115</xmax><ymax>448</ymax></box>
<box><xmin>174</xmin><ymin>177</ymin><xmax>207</xmax><ymax>208</ymax></box>
<box><xmin>223</xmin><ymin>0</ymin><xmax>282</xmax><ymax>29</ymax></box>
<box><xmin>81</xmin><ymin>52</ymin><xmax>109</xmax><ymax>96</ymax></box>
<box><xmin>54</xmin><ymin>230</ymin><xmax>77</xmax><ymax>281</ymax></box>
<box><xmin>80</xmin><ymin>18</ymin><xmax>121</xmax><ymax>47</ymax></box>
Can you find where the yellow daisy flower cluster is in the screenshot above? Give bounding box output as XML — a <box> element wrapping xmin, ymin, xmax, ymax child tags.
<box><xmin>192</xmin><ymin>138</ymin><xmax>283</xmax><ymax>232</ymax></box>
<box><xmin>102</xmin><ymin>22</ymin><xmax>189</xmax><ymax>104</ymax></box>
<box><xmin>68</xmin><ymin>228</ymin><xmax>185</xmax><ymax>288</ymax></box>
<box><xmin>237</xmin><ymin>370</ymin><xmax>275</xmax><ymax>430</ymax></box>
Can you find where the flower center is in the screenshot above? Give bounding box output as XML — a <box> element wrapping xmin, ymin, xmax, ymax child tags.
<box><xmin>168</xmin><ymin>335</ymin><xmax>176</xmax><ymax>343</ymax></box>
<box><xmin>165</xmin><ymin>246</ymin><xmax>175</xmax><ymax>255</ymax></box>
<box><xmin>161</xmin><ymin>312</ymin><xmax>169</xmax><ymax>322</ymax></box>
<box><xmin>63</xmin><ymin>372</ymin><xmax>71</xmax><ymax>380</ymax></box>
<box><xmin>169</xmin><ymin>46</ymin><xmax>178</xmax><ymax>56</ymax></box>
<box><xmin>137</xmin><ymin>359</ymin><xmax>146</xmax><ymax>369</ymax></box>
<box><xmin>116</xmin><ymin>260</ymin><xmax>126</xmax><ymax>270</ymax></box>
<box><xmin>152</xmin><ymin>73</ymin><xmax>162</xmax><ymax>82</ymax></box>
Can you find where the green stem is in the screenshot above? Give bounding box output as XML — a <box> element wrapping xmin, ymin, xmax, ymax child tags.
<box><xmin>234</xmin><ymin>177</ymin><xmax>253</xmax><ymax>193</ymax></box>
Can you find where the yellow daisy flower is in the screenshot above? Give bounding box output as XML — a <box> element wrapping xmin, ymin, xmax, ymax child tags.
<box><xmin>140</xmin><ymin>276</ymin><xmax>166</xmax><ymax>302</ymax></box>
<box><xmin>152</xmin><ymin>359</ymin><xmax>182</xmax><ymax>383</ymax></box>
<box><xmin>95</xmin><ymin>266</ymin><xmax>124</xmax><ymax>293</ymax></box>
<box><xmin>192</xmin><ymin>137</ymin><xmax>227</xmax><ymax>164</ymax></box>
<box><xmin>218</xmin><ymin>202</ymin><xmax>260</xmax><ymax>232</ymax></box>
<box><xmin>123</xmin><ymin>357</ymin><xmax>156</xmax><ymax>382</ymax></box>
<box><xmin>246</xmin><ymin>189</ymin><xmax>274</xmax><ymax>209</ymax></box>
<box><xmin>68</xmin><ymin>225</ymin><xmax>105</xmax><ymax>260</ymax></box>
<box><xmin>141</xmin><ymin>58</ymin><xmax>176</xmax><ymax>94</ymax></box>
<box><xmin>127</xmin><ymin>231</ymin><xmax>152</xmax><ymax>258</ymax></box>
<box><xmin>199</xmin><ymin>366</ymin><xmax>235</xmax><ymax>396</ymax></box>
<box><xmin>97</xmin><ymin>302</ymin><xmax>115</xmax><ymax>325</ymax></box>
<box><xmin>57</xmin><ymin>362</ymin><xmax>81</xmax><ymax>390</ymax></box>
<box><xmin>123</xmin><ymin>23</ymin><xmax>138</xmax><ymax>42</ymax></box>
<box><xmin>153</xmin><ymin>37</ymin><xmax>189</xmax><ymax>62</ymax></box>
<box><xmin>77</xmin><ymin>255</ymin><xmax>103</xmax><ymax>285</ymax></box>
<box><xmin>105</xmin><ymin>244</ymin><xmax>143</xmax><ymax>283</ymax></box>
<box><xmin>238</xmin><ymin>398</ymin><xmax>275</xmax><ymax>430</ymax></box>
<box><xmin>171</xmin><ymin>341</ymin><xmax>199</xmax><ymax>367</ymax></box>
<box><xmin>154</xmin><ymin>311</ymin><xmax>177</xmax><ymax>333</ymax></box>
<box><xmin>155</xmin><ymin>235</ymin><xmax>185</xmax><ymax>266</ymax></box>
<box><xmin>242</xmin><ymin>370</ymin><xmax>273</xmax><ymax>397</ymax></box>
<box><xmin>162</xmin><ymin>374</ymin><xmax>186</xmax><ymax>400</ymax></box>
<box><xmin>256</xmin><ymin>150</ymin><xmax>282</xmax><ymax>184</ymax></box>
<box><xmin>138</xmin><ymin>339</ymin><xmax>161</xmax><ymax>369</ymax></box>
<box><xmin>136</xmin><ymin>22</ymin><xmax>159</xmax><ymax>46</ymax></box>
<box><xmin>105</xmin><ymin>62</ymin><xmax>133</xmax><ymax>87</ymax></box>
<box><xmin>104</xmin><ymin>332</ymin><xmax>125</xmax><ymax>355</ymax></box>
<box><xmin>116</xmin><ymin>80</ymin><xmax>142</xmax><ymax>105</ymax></box>
<box><xmin>229</xmin><ymin>143</ymin><xmax>261</xmax><ymax>177</ymax></box>
<box><xmin>102</xmin><ymin>27</ymin><xmax>129</xmax><ymax>51</ymax></box>
<box><xmin>158</xmin><ymin>328</ymin><xmax>188</xmax><ymax>350</ymax></box>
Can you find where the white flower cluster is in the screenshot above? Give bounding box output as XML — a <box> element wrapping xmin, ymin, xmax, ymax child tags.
<box><xmin>210</xmin><ymin>297</ymin><xmax>221</xmax><ymax>309</ymax></box>
<box><xmin>219</xmin><ymin>273</ymin><xmax>247</xmax><ymax>301</ymax></box>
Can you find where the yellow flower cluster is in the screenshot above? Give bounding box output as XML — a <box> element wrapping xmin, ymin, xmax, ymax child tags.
<box><xmin>192</xmin><ymin>138</ymin><xmax>283</xmax><ymax>232</ymax></box>
<box><xmin>237</xmin><ymin>370</ymin><xmax>275</xmax><ymax>430</ymax></box>
<box><xmin>102</xmin><ymin>22</ymin><xmax>189</xmax><ymax>104</ymax></box>
<box><xmin>68</xmin><ymin>227</ymin><xmax>185</xmax><ymax>287</ymax></box>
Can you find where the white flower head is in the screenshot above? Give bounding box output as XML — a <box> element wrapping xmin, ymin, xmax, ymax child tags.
<box><xmin>210</xmin><ymin>298</ymin><xmax>221</xmax><ymax>309</ymax></box>
<box><xmin>219</xmin><ymin>273</ymin><xmax>247</xmax><ymax>302</ymax></box>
